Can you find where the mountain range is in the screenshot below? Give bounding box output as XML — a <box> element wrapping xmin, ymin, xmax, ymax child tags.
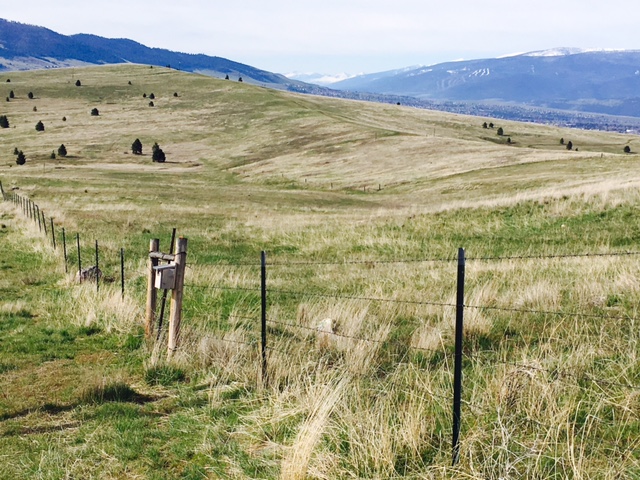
<box><xmin>330</xmin><ymin>48</ymin><xmax>640</xmax><ymax>117</ymax></box>
<box><xmin>0</xmin><ymin>18</ymin><xmax>304</xmax><ymax>89</ymax></box>
<box><xmin>2</xmin><ymin>18</ymin><xmax>640</xmax><ymax>124</ymax></box>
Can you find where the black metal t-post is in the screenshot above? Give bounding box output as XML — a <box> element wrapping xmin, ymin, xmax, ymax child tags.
<box><xmin>261</xmin><ymin>251</ymin><xmax>268</xmax><ymax>387</ymax></box>
<box><xmin>452</xmin><ymin>247</ymin><xmax>466</xmax><ymax>466</ymax></box>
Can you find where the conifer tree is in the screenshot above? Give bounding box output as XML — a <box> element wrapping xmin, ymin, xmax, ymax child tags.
<box><xmin>132</xmin><ymin>138</ymin><xmax>143</xmax><ymax>155</ymax></box>
<box><xmin>16</xmin><ymin>150</ymin><xmax>26</xmax><ymax>165</ymax></box>
<box><xmin>58</xmin><ymin>144</ymin><xmax>67</xmax><ymax>157</ymax></box>
<box><xmin>0</xmin><ymin>115</ymin><xmax>8</xmax><ymax>128</ymax></box>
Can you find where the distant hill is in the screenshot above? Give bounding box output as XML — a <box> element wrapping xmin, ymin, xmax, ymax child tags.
<box><xmin>0</xmin><ymin>18</ymin><xmax>305</xmax><ymax>88</ymax></box>
<box><xmin>331</xmin><ymin>49</ymin><xmax>640</xmax><ymax>118</ymax></box>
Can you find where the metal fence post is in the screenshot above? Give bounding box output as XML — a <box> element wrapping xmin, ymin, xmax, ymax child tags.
<box><xmin>95</xmin><ymin>240</ymin><xmax>99</xmax><ymax>292</ymax></box>
<box><xmin>62</xmin><ymin>228</ymin><xmax>68</xmax><ymax>273</ymax></box>
<box><xmin>76</xmin><ymin>233</ymin><xmax>82</xmax><ymax>282</ymax></box>
<box><xmin>261</xmin><ymin>250</ymin><xmax>268</xmax><ymax>387</ymax></box>
<box><xmin>50</xmin><ymin>218</ymin><xmax>56</xmax><ymax>249</ymax></box>
<box><xmin>452</xmin><ymin>247</ymin><xmax>466</xmax><ymax>466</ymax></box>
<box><xmin>121</xmin><ymin>248</ymin><xmax>125</xmax><ymax>300</ymax></box>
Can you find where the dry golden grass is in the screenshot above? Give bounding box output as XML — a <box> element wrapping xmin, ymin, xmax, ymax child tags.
<box><xmin>2</xmin><ymin>65</ymin><xmax>640</xmax><ymax>478</ymax></box>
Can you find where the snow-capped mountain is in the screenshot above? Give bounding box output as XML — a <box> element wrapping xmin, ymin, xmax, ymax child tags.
<box><xmin>332</xmin><ymin>49</ymin><xmax>640</xmax><ymax>117</ymax></box>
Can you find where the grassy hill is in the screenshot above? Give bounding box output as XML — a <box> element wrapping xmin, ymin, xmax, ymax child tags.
<box><xmin>1</xmin><ymin>65</ymin><xmax>639</xmax><ymax>479</ymax></box>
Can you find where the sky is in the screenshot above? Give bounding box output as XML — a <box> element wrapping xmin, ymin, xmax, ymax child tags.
<box><xmin>2</xmin><ymin>0</ymin><xmax>640</xmax><ymax>75</ymax></box>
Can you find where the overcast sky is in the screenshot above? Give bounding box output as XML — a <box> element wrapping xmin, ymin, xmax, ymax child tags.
<box><xmin>3</xmin><ymin>0</ymin><xmax>640</xmax><ymax>74</ymax></box>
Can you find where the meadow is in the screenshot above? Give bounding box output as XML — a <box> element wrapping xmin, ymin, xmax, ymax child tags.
<box><xmin>1</xmin><ymin>64</ymin><xmax>640</xmax><ymax>479</ymax></box>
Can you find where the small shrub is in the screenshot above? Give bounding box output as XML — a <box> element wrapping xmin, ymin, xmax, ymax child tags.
<box><xmin>624</xmin><ymin>145</ymin><xmax>631</xmax><ymax>153</ymax></box>
<box><xmin>91</xmin><ymin>108</ymin><xmax>99</xmax><ymax>116</ymax></box>
<box><xmin>173</xmin><ymin>92</ymin><xmax>178</xmax><ymax>97</ymax></box>
<box><xmin>566</xmin><ymin>141</ymin><xmax>573</xmax><ymax>150</ymax></box>
<box><xmin>482</xmin><ymin>122</ymin><xmax>488</xmax><ymax>128</ymax></box>
<box><xmin>50</xmin><ymin>151</ymin><xmax>56</xmax><ymax>159</ymax></box>
<box><xmin>16</xmin><ymin>150</ymin><xmax>26</xmax><ymax>165</ymax></box>
<box><xmin>5</xmin><ymin>97</ymin><xmax>8</xmax><ymax>102</ymax></box>
<box><xmin>238</xmin><ymin>77</ymin><xmax>243</xmax><ymax>82</ymax></box>
<box><xmin>149</xmin><ymin>101</ymin><xmax>154</xmax><ymax>107</ymax></box>
<box><xmin>32</xmin><ymin>106</ymin><xmax>37</xmax><ymax>112</ymax></box>
<box><xmin>9</xmin><ymin>90</ymin><xmax>14</xmax><ymax>99</ymax></box>
<box><xmin>560</xmin><ymin>138</ymin><xmax>565</xmax><ymax>145</ymax></box>
<box><xmin>13</xmin><ymin>147</ymin><xmax>18</xmax><ymax>155</ymax></box>
<box><xmin>62</xmin><ymin>116</ymin><xmax>66</xmax><ymax>122</ymax></box>
<box><xmin>128</xmin><ymin>81</ymin><xmax>132</xmax><ymax>85</ymax></box>
<box><xmin>143</xmin><ymin>93</ymin><xmax>147</xmax><ymax>98</ymax></box>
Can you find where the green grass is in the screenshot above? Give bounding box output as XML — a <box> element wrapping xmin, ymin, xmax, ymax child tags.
<box><xmin>1</xmin><ymin>65</ymin><xmax>640</xmax><ymax>478</ymax></box>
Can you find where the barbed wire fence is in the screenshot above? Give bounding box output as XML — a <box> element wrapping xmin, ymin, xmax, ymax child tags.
<box><xmin>3</xmin><ymin>179</ymin><xmax>639</xmax><ymax>467</ymax></box>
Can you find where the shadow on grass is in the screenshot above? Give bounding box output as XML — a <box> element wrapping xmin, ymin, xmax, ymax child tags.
<box><xmin>0</xmin><ymin>382</ymin><xmax>160</xmax><ymax>424</ymax></box>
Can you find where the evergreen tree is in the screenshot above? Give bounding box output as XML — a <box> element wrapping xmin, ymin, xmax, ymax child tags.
<box><xmin>624</xmin><ymin>145</ymin><xmax>631</xmax><ymax>153</ymax></box>
<box><xmin>152</xmin><ymin>142</ymin><xmax>166</xmax><ymax>162</ymax></box>
<box><xmin>225</xmin><ymin>74</ymin><xmax>229</xmax><ymax>80</ymax></box>
<box><xmin>566</xmin><ymin>141</ymin><xmax>573</xmax><ymax>150</ymax></box>
<box><xmin>75</xmin><ymin>80</ymin><xmax>82</xmax><ymax>87</ymax></box>
<box><xmin>0</xmin><ymin>115</ymin><xmax>9</xmax><ymax>128</ymax></box>
<box><xmin>9</xmin><ymin>90</ymin><xmax>14</xmax><ymax>99</ymax></box>
<box><xmin>149</xmin><ymin>101</ymin><xmax>154</xmax><ymax>107</ymax></box>
<box><xmin>238</xmin><ymin>77</ymin><xmax>243</xmax><ymax>82</ymax></box>
<box><xmin>560</xmin><ymin>138</ymin><xmax>565</xmax><ymax>145</ymax></box>
<box><xmin>91</xmin><ymin>108</ymin><xmax>99</xmax><ymax>116</ymax></box>
<box><xmin>16</xmin><ymin>150</ymin><xmax>26</xmax><ymax>165</ymax></box>
<box><xmin>28</xmin><ymin>92</ymin><xmax>33</xmax><ymax>99</ymax></box>
<box><xmin>482</xmin><ymin>122</ymin><xmax>488</xmax><ymax>128</ymax></box>
<box><xmin>58</xmin><ymin>144</ymin><xmax>67</xmax><ymax>157</ymax></box>
<box><xmin>132</xmin><ymin>138</ymin><xmax>143</xmax><ymax>155</ymax></box>
<box><xmin>497</xmin><ymin>127</ymin><xmax>504</xmax><ymax>136</ymax></box>
<box><xmin>50</xmin><ymin>151</ymin><xmax>56</xmax><ymax>159</ymax></box>
<box><xmin>13</xmin><ymin>147</ymin><xmax>18</xmax><ymax>155</ymax></box>
<box><xmin>173</xmin><ymin>92</ymin><xmax>178</xmax><ymax>97</ymax></box>
<box><xmin>149</xmin><ymin>93</ymin><xmax>155</xmax><ymax>99</ymax></box>
<box><xmin>35</xmin><ymin>121</ymin><xmax>45</xmax><ymax>132</ymax></box>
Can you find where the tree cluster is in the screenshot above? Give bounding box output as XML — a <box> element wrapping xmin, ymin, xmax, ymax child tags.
<box><xmin>15</xmin><ymin>150</ymin><xmax>26</xmax><ymax>165</ymax></box>
<box><xmin>152</xmin><ymin>142</ymin><xmax>166</xmax><ymax>162</ymax></box>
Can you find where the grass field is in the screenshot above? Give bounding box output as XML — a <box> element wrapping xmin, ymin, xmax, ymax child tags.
<box><xmin>1</xmin><ymin>64</ymin><xmax>640</xmax><ymax>479</ymax></box>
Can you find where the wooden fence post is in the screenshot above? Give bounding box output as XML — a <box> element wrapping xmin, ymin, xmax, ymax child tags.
<box><xmin>168</xmin><ymin>237</ymin><xmax>187</xmax><ymax>357</ymax></box>
<box><xmin>145</xmin><ymin>239</ymin><xmax>160</xmax><ymax>339</ymax></box>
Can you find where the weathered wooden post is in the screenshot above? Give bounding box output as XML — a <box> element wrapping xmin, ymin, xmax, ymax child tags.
<box><xmin>167</xmin><ymin>237</ymin><xmax>187</xmax><ymax>357</ymax></box>
<box><xmin>42</xmin><ymin>211</ymin><xmax>47</xmax><ymax>236</ymax></box>
<box><xmin>145</xmin><ymin>239</ymin><xmax>160</xmax><ymax>338</ymax></box>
